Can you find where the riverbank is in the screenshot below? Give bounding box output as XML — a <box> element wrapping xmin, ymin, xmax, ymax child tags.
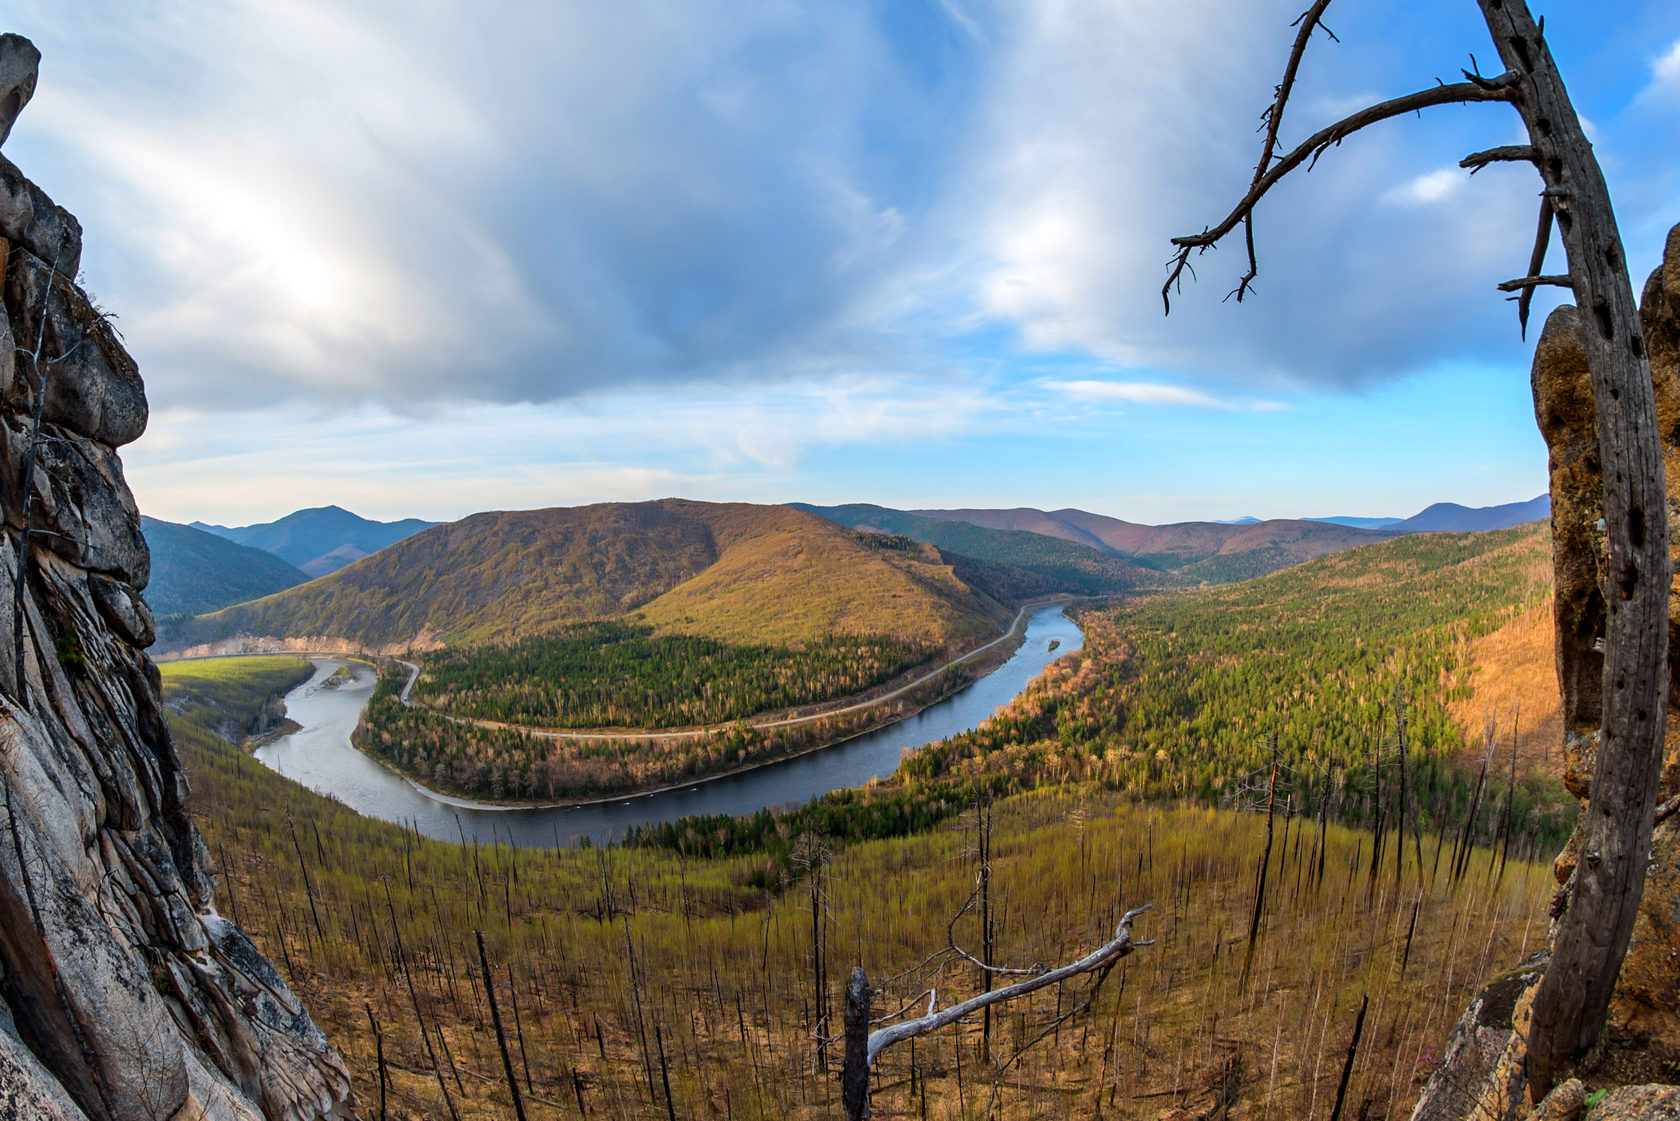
<box><xmin>344</xmin><ymin>599</ymin><xmax>1073</xmax><ymax>806</ymax></box>
<box><xmin>242</xmin><ymin>605</ymin><xmax>1085</xmax><ymax>846</ymax></box>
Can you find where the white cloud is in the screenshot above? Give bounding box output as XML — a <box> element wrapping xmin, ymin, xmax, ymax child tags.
<box><xmin>1382</xmin><ymin>167</ymin><xmax>1466</xmax><ymax>207</ymax></box>
<box><xmin>1041</xmin><ymin>380</ymin><xmax>1230</xmax><ymax>409</ymax></box>
<box><xmin>125</xmin><ymin>373</ymin><xmax>1009</xmax><ymax>523</ymax></box>
<box><xmin>962</xmin><ymin>0</ymin><xmax>1543</xmax><ymax>389</ymax></box>
<box><xmin>1651</xmin><ymin>38</ymin><xmax>1680</xmax><ymax>98</ymax></box>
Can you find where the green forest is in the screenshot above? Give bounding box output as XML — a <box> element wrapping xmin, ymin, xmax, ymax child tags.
<box><xmin>637</xmin><ymin>524</ymin><xmax>1573</xmax><ymax>868</ymax></box>
<box><xmin>410</xmin><ymin>621</ymin><xmax>939</xmax><ymax>728</ymax></box>
<box><xmin>357</xmin><ymin>652</ymin><xmax>985</xmax><ymax>803</ymax></box>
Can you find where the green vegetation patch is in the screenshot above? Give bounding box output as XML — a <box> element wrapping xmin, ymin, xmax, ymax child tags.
<box><xmin>160</xmin><ymin>656</ymin><xmax>316</xmax><ymax>746</ymax></box>
<box><xmin>412</xmin><ymin>621</ymin><xmax>939</xmax><ymax>728</ymax></box>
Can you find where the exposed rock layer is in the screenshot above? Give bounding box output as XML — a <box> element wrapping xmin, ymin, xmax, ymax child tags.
<box><xmin>0</xmin><ymin>35</ymin><xmax>348</xmax><ymax>1120</ymax></box>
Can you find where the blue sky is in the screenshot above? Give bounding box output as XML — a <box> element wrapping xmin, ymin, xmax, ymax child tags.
<box><xmin>6</xmin><ymin>0</ymin><xmax>1680</xmax><ymax>525</ymax></box>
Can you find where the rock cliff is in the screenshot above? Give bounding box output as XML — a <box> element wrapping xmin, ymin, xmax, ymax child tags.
<box><xmin>1410</xmin><ymin>222</ymin><xmax>1680</xmax><ymax>1119</ymax></box>
<box><xmin>0</xmin><ymin>34</ymin><xmax>348</xmax><ymax>1120</ymax></box>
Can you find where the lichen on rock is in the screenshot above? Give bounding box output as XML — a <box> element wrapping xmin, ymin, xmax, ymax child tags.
<box><xmin>0</xmin><ymin>33</ymin><xmax>348</xmax><ymax>1121</ymax></box>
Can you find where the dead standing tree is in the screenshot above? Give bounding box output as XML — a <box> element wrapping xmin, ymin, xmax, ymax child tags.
<box><xmin>1164</xmin><ymin>1</ymin><xmax>1669</xmax><ymax>1100</ymax></box>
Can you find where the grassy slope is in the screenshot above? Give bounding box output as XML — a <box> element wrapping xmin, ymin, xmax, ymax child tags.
<box><xmin>174</xmin><ymin>500</ymin><xmax>1010</xmax><ymax>650</ymax></box>
<box><xmin>171</xmin><ymin>656</ymin><xmax>1549</xmax><ymax>1121</ymax></box>
<box><xmin>141</xmin><ymin>517</ymin><xmax>310</xmax><ymax>617</ymax></box>
<box><xmin>793</xmin><ymin>502</ymin><xmax>1172</xmax><ymax>594</ymax></box>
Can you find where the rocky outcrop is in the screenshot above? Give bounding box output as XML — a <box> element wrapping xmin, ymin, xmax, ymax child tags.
<box><xmin>1411</xmin><ymin>223</ymin><xmax>1680</xmax><ymax>1118</ymax></box>
<box><xmin>0</xmin><ymin>35</ymin><xmax>347</xmax><ymax>1120</ymax></box>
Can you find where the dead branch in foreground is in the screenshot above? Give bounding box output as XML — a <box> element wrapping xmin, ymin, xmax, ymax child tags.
<box><xmin>840</xmin><ymin>904</ymin><xmax>1153</xmax><ymax>1120</ymax></box>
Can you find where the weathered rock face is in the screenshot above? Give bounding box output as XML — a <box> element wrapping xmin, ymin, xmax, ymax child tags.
<box><xmin>0</xmin><ymin>35</ymin><xmax>348</xmax><ymax>1121</ymax></box>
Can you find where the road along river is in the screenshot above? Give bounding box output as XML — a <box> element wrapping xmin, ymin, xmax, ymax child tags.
<box><xmin>252</xmin><ymin>604</ymin><xmax>1083</xmax><ymax>847</ymax></box>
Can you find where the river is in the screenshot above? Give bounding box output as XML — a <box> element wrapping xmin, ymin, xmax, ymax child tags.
<box><xmin>253</xmin><ymin>604</ymin><xmax>1083</xmax><ymax>847</ymax></box>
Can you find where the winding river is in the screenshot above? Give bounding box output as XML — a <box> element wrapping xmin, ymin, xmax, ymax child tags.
<box><xmin>252</xmin><ymin>605</ymin><xmax>1083</xmax><ymax>847</ymax></box>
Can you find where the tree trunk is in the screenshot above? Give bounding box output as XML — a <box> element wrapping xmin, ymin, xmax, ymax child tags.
<box><xmin>1475</xmin><ymin>0</ymin><xmax>1674</xmax><ymax>1098</ymax></box>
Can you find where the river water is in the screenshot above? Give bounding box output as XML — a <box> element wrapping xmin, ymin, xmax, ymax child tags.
<box><xmin>253</xmin><ymin>604</ymin><xmax>1083</xmax><ymax>847</ymax></box>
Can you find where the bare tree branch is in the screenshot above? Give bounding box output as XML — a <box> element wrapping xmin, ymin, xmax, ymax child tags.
<box><xmin>1497</xmin><ymin>274</ymin><xmax>1572</xmax><ymax>293</ymax></box>
<box><xmin>1460</xmin><ymin>144</ymin><xmax>1538</xmax><ymax>173</ymax></box>
<box><xmin>1163</xmin><ymin>79</ymin><xmax>1515</xmax><ymax>312</ymax></box>
<box><xmin>1513</xmin><ymin>197</ymin><xmax>1557</xmax><ymax>337</ymax></box>
<box><xmin>1229</xmin><ymin>0</ymin><xmax>1340</xmax><ymax>304</ymax></box>
<box><xmin>865</xmin><ymin>904</ymin><xmax>1152</xmax><ymax>1065</ymax></box>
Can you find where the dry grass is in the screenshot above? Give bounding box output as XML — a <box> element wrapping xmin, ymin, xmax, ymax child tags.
<box><xmin>1448</xmin><ymin>599</ymin><xmax>1565</xmax><ymax>780</ymax></box>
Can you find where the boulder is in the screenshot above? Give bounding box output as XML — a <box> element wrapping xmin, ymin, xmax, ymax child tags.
<box><xmin>4</xmin><ymin>247</ymin><xmax>143</xmax><ymax>447</ymax></box>
<box><xmin>1409</xmin><ymin>957</ymin><xmax>1544</xmax><ymax>1121</ymax></box>
<box><xmin>1532</xmin><ymin>304</ymin><xmax>1605</xmax><ymax>743</ymax></box>
<box><xmin>0</xmin><ymin>157</ymin><xmax>82</xmax><ymax>276</ymax></box>
<box><xmin>1589</xmin><ymin>1084</ymin><xmax>1680</xmax><ymax>1121</ymax></box>
<box><xmin>0</xmin><ymin>34</ymin><xmax>38</xmax><ymax>149</ymax></box>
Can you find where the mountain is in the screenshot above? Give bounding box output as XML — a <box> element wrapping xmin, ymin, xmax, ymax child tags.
<box><xmin>140</xmin><ymin>516</ymin><xmax>310</xmax><ymax>617</ymax></box>
<box><xmin>791</xmin><ymin>503</ymin><xmax>1173</xmax><ymax>596</ymax></box>
<box><xmin>905</xmin><ymin>506</ymin><xmax>1399</xmax><ymax>582</ymax></box>
<box><xmin>169</xmin><ymin>500</ymin><xmax>1016</xmax><ymax>650</ymax></box>
<box><xmin>1392</xmin><ymin>494</ymin><xmax>1550</xmax><ymax>533</ymax></box>
<box><xmin>192</xmin><ymin>504</ymin><xmax>438</xmax><ymax>577</ymax></box>
<box><xmin>1214</xmin><ymin>515</ymin><xmax>1263</xmax><ymax>525</ymax></box>
<box><xmin>1306</xmin><ymin>515</ymin><xmax>1403</xmax><ymax>529</ymax></box>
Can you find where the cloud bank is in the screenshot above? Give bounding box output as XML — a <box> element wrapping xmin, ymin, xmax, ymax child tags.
<box><xmin>5</xmin><ymin>0</ymin><xmax>1677</xmax><ymax>420</ymax></box>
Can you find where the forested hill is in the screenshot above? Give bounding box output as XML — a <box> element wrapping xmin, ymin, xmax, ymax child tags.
<box><xmin>140</xmin><ymin>516</ymin><xmax>310</xmax><ymax>616</ymax></box>
<box><xmin>793</xmin><ymin>502</ymin><xmax>1174</xmax><ymax>594</ymax></box>
<box><xmin>167</xmin><ymin>499</ymin><xmax>1023</xmax><ymax>650</ymax></box>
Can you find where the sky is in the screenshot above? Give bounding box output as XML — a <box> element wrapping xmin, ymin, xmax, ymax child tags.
<box><xmin>6</xmin><ymin>0</ymin><xmax>1680</xmax><ymax>526</ymax></box>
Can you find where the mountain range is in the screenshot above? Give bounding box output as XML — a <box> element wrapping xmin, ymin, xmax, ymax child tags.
<box><xmin>1303</xmin><ymin>495</ymin><xmax>1548</xmax><ymax>533</ymax></box>
<box><xmin>165</xmin><ymin>500</ymin><xmax>1030</xmax><ymax>651</ymax></box>
<box><xmin>139</xmin><ymin>517</ymin><xmax>310</xmax><ymax>617</ymax></box>
<box><xmin>149</xmin><ymin>493</ymin><xmax>1554</xmax><ymax>651</ymax></box>
<box><xmin>190</xmin><ymin>504</ymin><xmax>437</xmax><ymax>577</ymax></box>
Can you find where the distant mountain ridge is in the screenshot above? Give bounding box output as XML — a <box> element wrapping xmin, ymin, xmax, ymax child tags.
<box><xmin>192</xmin><ymin>504</ymin><xmax>438</xmax><ymax>576</ymax></box>
<box><xmin>166</xmin><ymin>500</ymin><xmax>1025</xmax><ymax>651</ymax></box>
<box><xmin>900</xmin><ymin>506</ymin><xmax>1400</xmax><ymax>583</ymax></box>
<box><xmin>139</xmin><ymin>517</ymin><xmax>310</xmax><ymax>617</ymax></box>
<box><xmin>1389</xmin><ymin>494</ymin><xmax>1550</xmax><ymax>533</ymax></box>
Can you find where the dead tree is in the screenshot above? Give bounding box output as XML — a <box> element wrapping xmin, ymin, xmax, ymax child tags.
<box><xmin>840</xmin><ymin>905</ymin><xmax>1152</xmax><ymax>1121</ymax></box>
<box><xmin>1165</xmin><ymin>2</ymin><xmax>1668</xmax><ymax>1098</ymax></box>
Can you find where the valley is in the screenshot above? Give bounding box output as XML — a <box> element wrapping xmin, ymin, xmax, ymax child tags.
<box><xmin>167</xmin><ymin>580</ymin><xmax>1557</xmax><ymax>1119</ymax></box>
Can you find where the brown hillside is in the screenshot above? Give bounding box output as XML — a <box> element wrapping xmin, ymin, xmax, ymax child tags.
<box><xmin>178</xmin><ymin>499</ymin><xmax>1009</xmax><ymax>650</ymax></box>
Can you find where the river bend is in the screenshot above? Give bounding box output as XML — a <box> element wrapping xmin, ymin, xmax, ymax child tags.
<box><xmin>253</xmin><ymin>605</ymin><xmax>1083</xmax><ymax>847</ymax></box>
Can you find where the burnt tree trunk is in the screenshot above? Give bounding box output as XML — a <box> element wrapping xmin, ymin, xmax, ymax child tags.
<box><xmin>1472</xmin><ymin>2</ymin><xmax>1672</xmax><ymax>1097</ymax></box>
<box><xmin>1164</xmin><ymin>1</ymin><xmax>1669</xmax><ymax>1097</ymax></box>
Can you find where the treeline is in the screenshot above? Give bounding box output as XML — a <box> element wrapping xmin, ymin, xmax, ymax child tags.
<box><xmin>633</xmin><ymin>524</ymin><xmax>1572</xmax><ymax>866</ymax></box>
<box><xmin>410</xmin><ymin>621</ymin><xmax>938</xmax><ymax>728</ymax></box>
<box><xmin>357</xmin><ymin>657</ymin><xmax>983</xmax><ymax>803</ymax></box>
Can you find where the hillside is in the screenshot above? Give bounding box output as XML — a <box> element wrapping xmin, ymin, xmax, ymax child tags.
<box><xmin>140</xmin><ymin>516</ymin><xmax>310</xmax><ymax>616</ymax></box>
<box><xmin>791</xmin><ymin>502</ymin><xmax>1171</xmax><ymax>594</ymax></box>
<box><xmin>174</xmin><ymin>499</ymin><xmax>1014</xmax><ymax>650</ymax></box>
<box><xmin>174</xmin><ymin>657</ymin><xmax>1549</xmax><ymax>1121</ymax></box>
<box><xmin>908</xmin><ymin>504</ymin><xmax>1401</xmax><ymax>580</ymax></box>
<box><xmin>193</xmin><ymin>504</ymin><xmax>438</xmax><ymax>576</ymax></box>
